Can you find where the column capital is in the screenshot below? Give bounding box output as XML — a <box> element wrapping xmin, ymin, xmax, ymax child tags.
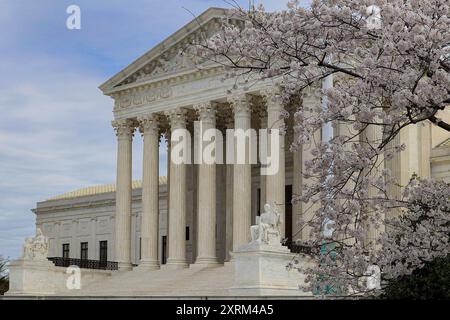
<box><xmin>165</xmin><ymin>108</ymin><xmax>187</xmax><ymax>129</ymax></box>
<box><xmin>227</xmin><ymin>93</ymin><xmax>251</xmax><ymax>116</ymax></box>
<box><xmin>112</xmin><ymin>119</ymin><xmax>136</xmax><ymax>138</ymax></box>
<box><xmin>261</xmin><ymin>87</ymin><xmax>284</xmax><ymax>111</ymax></box>
<box><xmin>194</xmin><ymin>102</ymin><xmax>216</xmax><ymax>124</ymax></box>
<box><xmin>138</xmin><ymin>114</ymin><xmax>159</xmax><ymax>135</ymax></box>
<box><xmin>164</xmin><ymin>132</ymin><xmax>171</xmax><ymax>145</ymax></box>
<box><xmin>218</xmin><ymin>107</ymin><xmax>234</xmax><ymax>131</ymax></box>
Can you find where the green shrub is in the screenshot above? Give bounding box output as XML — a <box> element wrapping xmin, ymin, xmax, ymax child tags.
<box><xmin>383</xmin><ymin>255</ymin><xmax>450</xmax><ymax>299</ymax></box>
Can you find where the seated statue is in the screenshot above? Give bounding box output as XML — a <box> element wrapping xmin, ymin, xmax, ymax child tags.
<box><xmin>250</xmin><ymin>203</ymin><xmax>282</xmax><ymax>246</ymax></box>
<box><xmin>22</xmin><ymin>228</ymin><xmax>49</xmax><ymax>261</ymax></box>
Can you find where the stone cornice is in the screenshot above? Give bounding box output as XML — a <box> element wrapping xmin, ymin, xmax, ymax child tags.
<box><xmin>110</xmin><ymin>66</ymin><xmax>223</xmax><ymax>111</ymax></box>
<box><xmin>34</xmin><ymin>192</ymin><xmax>168</xmax><ymax>215</ymax></box>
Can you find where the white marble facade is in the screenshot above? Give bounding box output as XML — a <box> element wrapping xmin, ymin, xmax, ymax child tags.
<box><xmin>35</xmin><ymin>181</ymin><xmax>168</xmax><ymax>266</ymax></box>
<box><xmin>34</xmin><ymin>168</ymin><xmax>298</xmax><ymax>267</ymax></box>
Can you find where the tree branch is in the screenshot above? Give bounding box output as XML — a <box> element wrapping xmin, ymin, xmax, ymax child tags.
<box><xmin>429</xmin><ymin>115</ymin><xmax>450</xmax><ymax>132</ymax></box>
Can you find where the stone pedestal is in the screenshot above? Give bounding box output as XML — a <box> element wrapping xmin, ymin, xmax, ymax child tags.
<box><xmin>6</xmin><ymin>259</ymin><xmax>59</xmax><ymax>295</ymax></box>
<box><xmin>6</xmin><ymin>259</ymin><xmax>113</xmax><ymax>296</ymax></box>
<box><xmin>230</xmin><ymin>242</ymin><xmax>312</xmax><ymax>296</ymax></box>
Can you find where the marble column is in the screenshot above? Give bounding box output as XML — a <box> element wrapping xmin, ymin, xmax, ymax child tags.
<box><xmin>385</xmin><ymin>131</ymin><xmax>402</xmax><ymax>216</ymax></box>
<box><xmin>137</xmin><ymin>115</ymin><xmax>160</xmax><ymax>270</ymax></box>
<box><xmin>259</xmin><ymin>112</ymin><xmax>268</xmax><ymax>213</ymax></box>
<box><xmin>229</xmin><ymin>94</ymin><xmax>252</xmax><ymax>251</ymax></box>
<box><xmin>418</xmin><ymin>122</ymin><xmax>431</xmax><ymax>178</ymax></box>
<box><xmin>194</xmin><ymin>102</ymin><xmax>219</xmax><ymax>266</ymax></box>
<box><xmin>292</xmin><ymin>131</ymin><xmax>303</xmax><ymax>241</ymax></box>
<box><xmin>262</xmin><ymin>89</ymin><xmax>286</xmax><ymax>237</ymax></box>
<box><xmin>225</xmin><ymin>115</ymin><xmax>234</xmax><ymax>262</ymax></box>
<box><xmin>112</xmin><ymin>119</ymin><xmax>135</xmax><ymax>271</ymax></box>
<box><xmin>292</xmin><ymin>98</ymin><xmax>303</xmax><ymax>241</ymax></box>
<box><xmin>165</xmin><ymin>109</ymin><xmax>188</xmax><ymax>269</ymax></box>
<box><xmin>363</xmin><ymin>124</ymin><xmax>385</xmax><ymax>250</ymax></box>
<box><xmin>163</xmin><ymin>132</ymin><xmax>171</xmax><ymax>264</ymax></box>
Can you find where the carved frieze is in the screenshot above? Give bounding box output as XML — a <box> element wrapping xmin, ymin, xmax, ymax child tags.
<box><xmin>115</xmin><ymin>87</ymin><xmax>173</xmax><ymax>110</ymax></box>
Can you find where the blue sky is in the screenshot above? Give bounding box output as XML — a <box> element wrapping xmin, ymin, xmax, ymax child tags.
<box><xmin>0</xmin><ymin>0</ymin><xmax>298</xmax><ymax>259</ymax></box>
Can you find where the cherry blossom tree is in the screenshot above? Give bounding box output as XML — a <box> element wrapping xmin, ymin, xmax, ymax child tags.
<box><xmin>193</xmin><ymin>0</ymin><xmax>450</xmax><ymax>295</ymax></box>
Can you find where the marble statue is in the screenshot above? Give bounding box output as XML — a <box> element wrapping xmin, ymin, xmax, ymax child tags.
<box><xmin>366</xmin><ymin>265</ymin><xmax>381</xmax><ymax>290</ymax></box>
<box><xmin>250</xmin><ymin>203</ymin><xmax>283</xmax><ymax>246</ymax></box>
<box><xmin>22</xmin><ymin>228</ymin><xmax>49</xmax><ymax>261</ymax></box>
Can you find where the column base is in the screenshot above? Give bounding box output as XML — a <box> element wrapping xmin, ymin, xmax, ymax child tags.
<box><xmin>165</xmin><ymin>258</ymin><xmax>188</xmax><ymax>270</ymax></box>
<box><xmin>134</xmin><ymin>260</ymin><xmax>160</xmax><ymax>271</ymax></box>
<box><xmin>223</xmin><ymin>260</ymin><xmax>235</xmax><ymax>267</ymax></box>
<box><xmin>117</xmin><ymin>262</ymin><xmax>133</xmax><ymax>271</ymax></box>
<box><xmin>192</xmin><ymin>256</ymin><xmax>221</xmax><ymax>268</ymax></box>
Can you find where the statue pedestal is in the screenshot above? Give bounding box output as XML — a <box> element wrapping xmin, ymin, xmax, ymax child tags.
<box><xmin>6</xmin><ymin>259</ymin><xmax>59</xmax><ymax>296</ymax></box>
<box><xmin>6</xmin><ymin>229</ymin><xmax>113</xmax><ymax>296</ymax></box>
<box><xmin>230</xmin><ymin>241</ymin><xmax>313</xmax><ymax>296</ymax></box>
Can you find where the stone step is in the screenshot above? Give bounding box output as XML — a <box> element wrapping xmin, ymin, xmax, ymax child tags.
<box><xmin>68</xmin><ymin>263</ymin><xmax>235</xmax><ymax>296</ymax></box>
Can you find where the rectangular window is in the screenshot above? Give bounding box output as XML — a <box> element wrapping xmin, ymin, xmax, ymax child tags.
<box><xmin>99</xmin><ymin>241</ymin><xmax>108</xmax><ymax>262</ymax></box>
<box><xmin>139</xmin><ymin>237</ymin><xmax>142</xmax><ymax>260</ymax></box>
<box><xmin>62</xmin><ymin>243</ymin><xmax>70</xmax><ymax>259</ymax></box>
<box><xmin>257</xmin><ymin>188</ymin><xmax>261</xmax><ymax>215</ymax></box>
<box><xmin>162</xmin><ymin>236</ymin><xmax>167</xmax><ymax>265</ymax></box>
<box><xmin>80</xmin><ymin>242</ymin><xmax>88</xmax><ymax>260</ymax></box>
<box><xmin>186</xmin><ymin>226</ymin><xmax>190</xmax><ymax>241</ymax></box>
<box><xmin>285</xmin><ymin>185</ymin><xmax>293</xmax><ymax>247</ymax></box>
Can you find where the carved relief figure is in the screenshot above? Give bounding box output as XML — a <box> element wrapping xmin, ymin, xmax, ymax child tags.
<box><xmin>22</xmin><ymin>228</ymin><xmax>49</xmax><ymax>261</ymax></box>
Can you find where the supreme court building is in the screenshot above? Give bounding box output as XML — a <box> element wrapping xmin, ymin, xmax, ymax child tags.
<box><xmin>9</xmin><ymin>8</ymin><xmax>450</xmax><ymax>296</ymax></box>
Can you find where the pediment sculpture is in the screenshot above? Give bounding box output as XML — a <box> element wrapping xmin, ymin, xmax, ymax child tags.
<box><xmin>22</xmin><ymin>228</ymin><xmax>49</xmax><ymax>261</ymax></box>
<box><xmin>250</xmin><ymin>203</ymin><xmax>283</xmax><ymax>246</ymax></box>
<box><xmin>150</xmin><ymin>51</ymin><xmax>197</xmax><ymax>77</ymax></box>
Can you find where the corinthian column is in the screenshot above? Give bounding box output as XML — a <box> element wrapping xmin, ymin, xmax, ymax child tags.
<box><xmin>165</xmin><ymin>109</ymin><xmax>188</xmax><ymax>269</ymax></box>
<box><xmin>194</xmin><ymin>102</ymin><xmax>219</xmax><ymax>266</ymax></box>
<box><xmin>224</xmin><ymin>112</ymin><xmax>234</xmax><ymax>262</ymax></box>
<box><xmin>363</xmin><ymin>124</ymin><xmax>385</xmax><ymax>250</ymax></box>
<box><xmin>112</xmin><ymin>119</ymin><xmax>135</xmax><ymax>271</ymax></box>
<box><xmin>136</xmin><ymin>114</ymin><xmax>160</xmax><ymax>270</ymax></box>
<box><xmin>229</xmin><ymin>94</ymin><xmax>252</xmax><ymax>251</ymax></box>
<box><xmin>262</xmin><ymin>88</ymin><xmax>286</xmax><ymax>238</ymax></box>
<box><xmin>292</xmin><ymin>103</ymin><xmax>303</xmax><ymax>242</ymax></box>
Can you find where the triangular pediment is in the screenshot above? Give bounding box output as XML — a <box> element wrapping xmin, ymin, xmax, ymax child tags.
<box><xmin>99</xmin><ymin>7</ymin><xmax>233</xmax><ymax>95</ymax></box>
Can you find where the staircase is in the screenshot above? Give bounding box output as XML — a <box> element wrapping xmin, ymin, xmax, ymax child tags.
<box><xmin>67</xmin><ymin>263</ymin><xmax>235</xmax><ymax>297</ymax></box>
